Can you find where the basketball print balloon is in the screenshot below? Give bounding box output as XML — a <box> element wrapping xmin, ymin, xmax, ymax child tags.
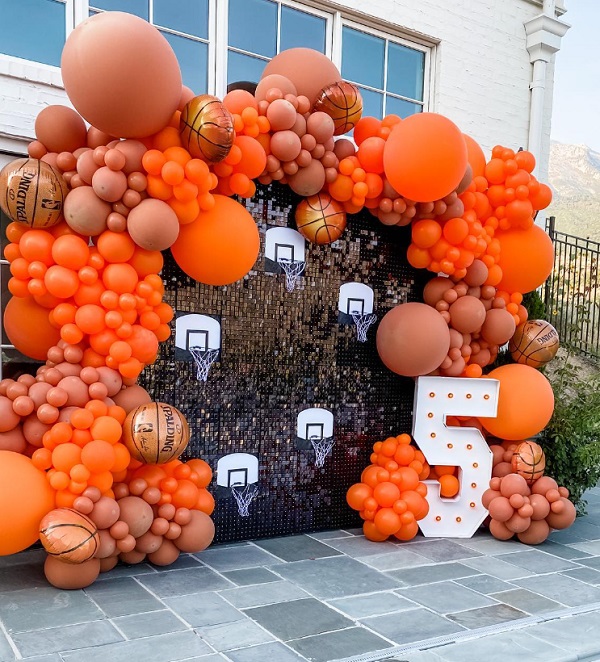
<box><xmin>511</xmin><ymin>440</ymin><xmax>546</xmax><ymax>484</ymax></box>
<box><xmin>180</xmin><ymin>95</ymin><xmax>235</xmax><ymax>163</ymax></box>
<box><xmin>295</xmin><ymin>193</ymin><xmax>347</xmax><ymax>245</ymax></box>
<box><xmin>39</xmin><ymin>508</ymin><xmax>99</xmax><ymax>564</ymax></box>
<box><xmin>509</xmin><ymin>319</ymin><xmax>559</xmax><ymax>369</ymax></box>
<box><xmin>0</xmin><ymin>158</ymin><xmax>68</xmax><ymax>228</ymax></box>
<box><xmin>123</xmin><ymin>402</ymin><xmax>190</xmax><ymax>464</ymax></box>
<box><xmin>313</xmin><ymin>81</ymin><xmax>363</xmax><ymax>135</ymax></box>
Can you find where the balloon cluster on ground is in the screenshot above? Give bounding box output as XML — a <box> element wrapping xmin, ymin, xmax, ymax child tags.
<box><xmin>0</xmin><ymin>9</ymin><xmax>574</xmax><ymax>571</ymax></box>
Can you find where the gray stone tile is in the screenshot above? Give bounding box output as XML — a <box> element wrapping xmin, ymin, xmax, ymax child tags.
<box><xmin>495</xmin><ymin>549</ymin><xmax>579</xmax><ymax>573</ymax></box>
<box><xmin>0</xmin><ymin>547</ymin><xmax>46</xmax><ymax>569</ymax></box>
<box><xmin>221</xmin><ymin>567</ymin><xmax>281</xmax><ymax>586</ymax></box>
<box><xmin>219</xmin><ymin>580</ymin><xmax>310</xmax><ymax>609</ymax></box>
<box><xmin>111</xmin><ymin>610</ymin><xmax>187</xmax><ymax>639</ymax></box>
<box><xmin>399</xmin><ymin>581</ymin><xmax>497</xmax><ymax>614</ymax></box>
<box><xmin>163</xmin><ymin>592</ymin><xmax>242</xmax><ymax>627</ymax></box>
<box><xmin>0</xmin><ymin>586</ymin><xmax>104</xmax><ymax>633</ymax></box>
<box><xmin>196</xmin><ymin>545</ymin><xmax>282</xmax><ymax>571</ymax></box>
<box><xmin>448</xmin><ymin>536</ymin><xmax>526</xmax><ymax>555</ymax></box>
<box><xmin>15</xmin><ymin>656</ymin><xmax>63</xmax><ymax>662</ymax></box>
<box><xmin>93</xmin><ymin>562</ymin><xmax>157</xmax><ymax>580</ymax></box>
<box><xmin>576</xmin><ymin>555</ymin><xmax>600</xmax><ymax>570</ymax></box>
<box><xmin>455</xmin><ymin>574</ymin><xmax>516</xmax><ymax>595</ymax></box>
<box><xmin>386</xmin><ymin>562</ymin><xmax>480</xmax><ymax>586</ymax></box>
<box><xmin>137</xmin><ymin>566</ymin><xmax>234</xmax><ymax>598</ymax></box>
<box><xmin>461</xmin><ymin>555</ymin><xmax>533</xmax><ymax>580</ymax></box>
<box><xmin>288</xmin><ymin>627</ymin><xmax>392</xmax><ymax>662</ymax></box>
<box><xmin>535</xmin><ymin>539</ymin><xmax>591</xmax><ymax>560</ymax></box>
<box><xmin>12</xmin><ymin>620</ymin><xmax>122</xmax><ymax>658</ymax></box>
<box><xmin>516</xmin><ymin>572</ymin><xmax>600</xmax><ymax>606</ymax></box>
<box><xmin>362</xmin><ymin>608</ymin><xmax>465</xmax><ymax>644</ymax></box>
<box><xmin>328</xmin><ymin>592</ymin><xmax>419</xmax><ymax>618</ymax></box>
<box><xmin>360</xmin><ymin>548</ymin><xmax>432</xmax><ymax>571</ymax></box>
<box><xmin>343</xmin><ymin>528</ymin><xmax>365</xmax><ymax>536</ymax></box>
<box><xmin>568</xmin><ymin>521</ymin><xmax>600</xmax><ymax>541</ymax></box>
<box><xmin>244</xmin><ymin>598</ymin><xmax>353</xmax><ymax>640</ymax></box>
<box><xmin>527</xmin><ymin>610</ymin><xmax>600</xmax><ymax>658</ymax></box>
<box><xmin>490</xmin><ymin>588</ymin><xmax>561</xmax><ymax>614</ymax></box>
<box><xmin>180</xmin><ymin>657</ymin><xmax>227</xmax><ymax>662</ymax></box>
<box><xmin>568</xmin><ymin>539</ymin><xmax>600</xmax><ymax>555</ymax></box>
<box><xmin>405</xmin><ymin>540</ymin><xmax>482</xmax><ymax>562</ymax></box>
<box><xmin>84</xmin><ymin>577</ymin><xmax>164</xmax><ymax>618</ymax></box>
<box><xmin>0</xmin><ymin>631</ymin><xmax>15</xmax><ymax>661</ymax></box>
<box><xmin>154</xmin><ymin>553</ymin><xmax>204</xmax><ymax>570</ymax></box>
<box><xmin>399</xmin><ymin>652</ymin><xmax>445</xmax><ymax>662</ymax></box>
<box><xmin>308</xmin><ymin>530</ymin><xmax>353</xmax><ymax>540</ymax></box>
<box><xmin>321</xmin><ymin>536</ymin><xmax>399</xmax><ymax>557</ymax></box>
<box><xmin>561</xmin><ymin>566</ymin><xmax>600</xmax><ymax>584</ymax></box>
<box><xmin>273</xmin><ymin>556</ymin><xmax>401</xmax><ymax>599</ymax></box>
<box><xmin>547</xmin><ymin>528</ymin><xmax>587</xmax><ymax>544</ymax></box>
<box><xmin>434</xmin><ymin>629</ymin><xmax>572</xmax><ymax>661</ymax></box>
<box><xmin>253</xmin><ymin>535</ymin><xmax>342</xmax><ymax>562</ymax></box>
<box><xmin>0</xmin><ymin>563</ymin><xmax>48</xmax><ymax>593</ymax></box>
<box><xmin>196</xmin><ymin>617</ymin><xmax>274</xmax><ymax>651</ymax></box>
<box><xmin>225</xmin><ymin>641</ymin><xmax>305</xmax><ymax>662</ymax></box>
<box><xmin>446</xmin><ymin>603</ymin><xmax>528</xmax><ymax>628</ymax></box>
<box><xmin>60</xmin><ymin>631</ymin><xmax>212</xmax><ymax>662</ymax></box>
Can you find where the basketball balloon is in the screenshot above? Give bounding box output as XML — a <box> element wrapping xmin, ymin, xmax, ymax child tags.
<box><xmin>313</xmin><ymin>81</ymin><xmax>363</xmax><ymax>136</ymax></box>
<box><xmin>511</xmin><ymin>440</ymin><xmax>545</xmax><ymax>485</ymax></box>
<box><xmin>122</xmin><ymin>402</ymin><xmax>190</xmax><ymax>464</ymax></box>
<box><xmin>295</xmin><ymin>193</ymin><xmax>347</xmax><ymax>245</ymax></box>
<box><xmin>39</xmin><ymin>508</ymin><xmax>100</xmax><ymax>563</ymax></box>
<box><xmin>180</xmin><ymin>95</ymin><xmax>235</xmax><ymax>163</ymax></box>
<box><xmin>509</xmin><ymin>320</ymin><xmax>559</xmax><ymax>369</ymax></box>
<box><xmin>0</xmin><ymin>158</ymin><xmax>67</xmax><ymax>228</ymax></box>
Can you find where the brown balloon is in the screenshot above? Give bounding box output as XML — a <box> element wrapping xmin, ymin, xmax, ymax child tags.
<box><xmin>44</xmin><ymin>556</ymin><xmax>101</xmax><ymax>589</ymax></box>
<box><xmin>174</xmin><ymin>510</ymin><xmax>215</xmax><ymax>553</ymax></box>
<box><xmin>116</xmin><ymin>496</ymin><xmax>154</xmax><ymax>538</ymax></box>
<box><xmin>480</xmin><ymin>308</ymin><xmax>516</xmax><ymax>346</ymax></box>
<box><xmin>148</xmin><ymin>539</ymin><xmax>181</xmax><ymax>566</ymax></box>
<box><xmin>180</xmin><ymin>95</ymin><xmax>234</xmax><ymax>162</ymax></box>
<box><xmin>112</xmin><ymin>384</ymin><xmax>152</xmax><ymax>413</ymax></box>
<box><xmin>448</xmin><ymin>296</ymin><xmax>486</xmax><ymax>334</ymax></box>
<box><xmin>517</xmin><ymin>519</ymin><xmax>550</xmax><ymax>545</ymax></box>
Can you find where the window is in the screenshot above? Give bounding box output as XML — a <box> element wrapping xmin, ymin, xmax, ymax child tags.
<box><xmin>341</xmin><ymin>24</ymin><xmax>426</xmax><ymax>119</ymax></box>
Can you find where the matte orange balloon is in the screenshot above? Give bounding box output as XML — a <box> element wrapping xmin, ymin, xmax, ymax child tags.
<box><xmin>383</xmin><ymin>113</ymin><xmax>468</xmax><ymax>202</ymax></box>
<box><xmin>479</xmin><ymin>364</ymin><xmax>554</xmax><ymax>441</ymax></box>
<box><xmin>171</xmin><ymin>195</ymin><xmax>260</xmax><ymax>286</ymax></box>
<box><xmin>61</xmin><ymin>12</ymin><xmax>181</xmax><ymax>138</ymax></box>
<box><xmin>4</xmin><ymin>296</ymin><xmax>61</xmax><ymax>360</ymax></box>
<box><xmin>496</xmin><ymin>225</ymin><xmax>554</xmax><ymax>294</ymax></box>
<box><xmin>0</xmin><ymin>451</ymin><xmax>56</xmax><ymax>555</ymax></box>
<box><xmin>463</xmin><ymin>134</ymin><xmax>486</xmax><ymax>178</ymax></box>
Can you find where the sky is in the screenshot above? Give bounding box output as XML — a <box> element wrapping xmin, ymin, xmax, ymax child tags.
<box><xmin>551</xmin><ymin>0</ymin><xmax>600</xmax><ymax>152</ymax></box>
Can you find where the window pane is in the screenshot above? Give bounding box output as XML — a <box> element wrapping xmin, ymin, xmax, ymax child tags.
<box><xmin>358</xmin><ymin>87</ymin><xmax>383</xmax><ymax>119</ymax></box>
<box><xmin>341</xmin><ymin>26</ymin><xmax>384</xmax><ymax>90</ymax></box>
<box><xmin>386</xmin><ymin>96</ymin><xmax>422</xmax><ymax>119</ymax></box>
<box><xmin>387</xmin><ymin>43</ymin><xmax>424</xmax><ymax>100</ymax></box>
<box><xmin>0</xmin><ymin>0</ymin><xmax>65</xmax><ymax>67</ymax></box>
<box><xmin>89</xmin><ymin>0</ymin><xmax>149</xmax><ymax>20</ymax></box>
<box><xmin>154</xmin><ymin>0</ymin><xmax>208</xmax><ymax>39</ymax></box>
<box><xmin>228</xmin><ymin>51</ymin><xmax>267</xmax><ymax>87</ymax></box>
<box><xmin>161</xmin><ymin>31</ymin><xmax>207</xmax><ymax>94</ymax></box>
<box><xmin>228</xmin><ymin>0</ymin><xmax>276</xmax><ymax>58</ymax></box>
<box><xmin>280</xmin><ymin>6</ymin><xmax>325</xmax><ymax>53</ymax></box>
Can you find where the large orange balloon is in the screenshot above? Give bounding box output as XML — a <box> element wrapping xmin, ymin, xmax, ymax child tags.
<box><xmin>376</xmin><ymin>302</ymin><xmax>451</xmax><ymax>377</ymax></box>
<box><xmin>171</xmin><ymin>195</ymin><xmax>260</xmax><ymax>286</ymax></box>
<box><xmin>4</xmin><ymin>296</ymin><xmax>61</xmax><ymax>360</ymax></box>
<box><xmin>61</xmin><ymin>12</ymin><xmax>181</xmax><ymax>138</ymax></box>
<box><xmin>463</xmin><ymin>134</ymin><xmax>486</xmax><ymax>178</ymax></box>
<box><xmin>496</xmin><ymin>225</ymin><xmax>554</xmax><ymax>294</ymax></box>
<box><xmin>0</xmin><ymin>451</ymin><xmax>56</xmax><ymax>555</ymax></box>
<box><xmin>383</xmin><ymin>113</ymin><xmax>468</xmax><ymax>202</ymax></box>
<box><xmin>479</xmin><ymin>364</ymin><xmax>554</xmax><ymax>440</ymax></box>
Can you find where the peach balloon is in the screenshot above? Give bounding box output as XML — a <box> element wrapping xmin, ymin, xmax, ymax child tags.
<box><xmin>173</xmin><ymin>509</ymin><xmax>215</xmax><ymax>553</ymax></box>
<box><xmin>0</xmin><ymin>426</ymin><xmax>27</xmax><ymax>453</ymax></box>
<box><xmin>448</xmin><ymin>296</ymin><xmax>486</xmax><ymax>334</ymax></box>
<box><xmin>61</xmin><ymin>12</ymin><xmax>182</xmax><ymax>138</ymax></box>
<box><xmin>63</xmin><ymin>186</ymin><xmax>111</xmax><ymax>236</ymax></box>
<box><xmin>255</xmin><ymin>74</ymin><xmax>298</xmax><ymax>102</ymax></box>
<box><xmin>35</xmin><ymin>105</ymin><xmax>87</xmax><ymax>154</ymax></box>
<box><xmin>112</xmin><ymin>384</ymin><xmax>152</xmax><ymax>413</ymax></box>
<box><xmin>44</xmin><ymin>556</ymin><xmax>100</xmax><ymax>589</ymax></box>
<box><xmin>126</xmin><ymin>199</ymin><xmax>180</xmax><ymax>251</ymax></box>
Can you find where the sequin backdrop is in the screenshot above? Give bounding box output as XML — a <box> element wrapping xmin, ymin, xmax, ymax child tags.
<box><xmin>141</xmin><ymin>183</ymin><xmax>430</xmax><ymax>543</ymax></box>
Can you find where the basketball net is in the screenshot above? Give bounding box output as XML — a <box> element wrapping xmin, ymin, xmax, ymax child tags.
<box><xmin>189</xmin><ymin>347</ymin><xmax>219</xmax><ymax>382</ymax></box>
<box><xmin>231</xmin><ymin>483</ymin><xmax>259</xmax><ymax>517</ymax></box>
<box><xmin>351</xmin><ymin>312</ymin><xmax>377</xmax><ymax>342</ymax></box>
<box><xmin>310</xmin><ymin>435</ymin><xmax>335</xmax><ymax>468</ymax></box>
<box><xmin>277</xmin><ymin>258</ymin><xmax>305</xmax><ymax>292</ymax></box>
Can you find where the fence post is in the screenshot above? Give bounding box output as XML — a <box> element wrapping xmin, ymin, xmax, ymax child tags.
<box><xmin>544</xmin><ymin>216</ymin><xmax>555</xmax><ymax>313</ymax></box>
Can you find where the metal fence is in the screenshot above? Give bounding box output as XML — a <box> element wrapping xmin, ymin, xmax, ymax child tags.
<box><xmin>544</xmin><ymin>216</ymin><xmax>600</xmax><ymax>359</ymax></box>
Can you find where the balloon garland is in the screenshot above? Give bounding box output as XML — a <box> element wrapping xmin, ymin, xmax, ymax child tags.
<box><xmin>0</xmin><ymin>10</ymin><xmax>572</xmax><ymax>585</ymax></box>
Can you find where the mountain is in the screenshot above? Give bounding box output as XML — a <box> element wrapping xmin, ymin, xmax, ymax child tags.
<box><xmin>545</xmin><ymin>142</ymin><xmax>600</xmax><ymax>242</ymax></box>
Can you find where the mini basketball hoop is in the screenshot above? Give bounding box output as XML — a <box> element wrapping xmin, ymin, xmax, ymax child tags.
<box><xmin>231</xmin><ymin>483</ymin><xmax>259</xmax><ymax>517</ymax></box>
<box><xmin>189</xmin><ymin>347</ymin><xmax>219</xmax><ymax>382</ymax></box>
<box><xmin>278</xmin><ymin>258</ymin><xmax>305</xmax><ymax>292</ymax></box>
<box><xmin>351</xmin><ymin>312</ymin><xmax>377</xmax><ymax>342</ymax></box>
<box><xmin>310</xmin><ymin>435</ymin><xmax>335</xmax><ymax>467</ymax></box>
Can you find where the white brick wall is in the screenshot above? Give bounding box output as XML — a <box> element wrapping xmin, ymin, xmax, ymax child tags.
<box><xmin>0</xmin><ymin>0</ymin><xmax>561</xmax><ymax>181</ymax></box>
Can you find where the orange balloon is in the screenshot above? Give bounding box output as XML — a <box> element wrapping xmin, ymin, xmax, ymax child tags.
<box><xmin>0</xmin><ymin>451</ymin><xmax>56</xmax><ymax>555</ymax></box>
<box><xmin>383</xmin><ymin>113</ymin><xmax>468</xmax><ymax>202</ymax></box>
<box><xmin>438</xmin><ymin>474</ymin><xmax>460</xmax><ymax>498</ymax></box>
<box><xmin>185</xmin><ymin>458</ymin><xmax>213</xmax><ymax>488</ymax></box>
<box><xmin>479</xmin><ymin>364</ymin><xmax>554</xmax><ymax>440</ymax></box>
<box><xmin>463</xmin><ymin>134</ymin><xmax>486</xmax><ymax>178</ymax></box>
<box><xmin>81</xmin><ymin>439</ymin><xmax>116</xmax><ymax>473</ymax></box>
<box><xmin>496</xmin><ymin>225</ymin><xmax>554</xmax><ymax>294</ymax></box>
<box><xmin>171</xmin><ymin>195</ymin><xmax>260</xmax><ymax>286</ymax></box>
<box><xmin>4</xmin><ymin>296</ymin><xmax>61</xmax><ymax>360</ymax></box>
